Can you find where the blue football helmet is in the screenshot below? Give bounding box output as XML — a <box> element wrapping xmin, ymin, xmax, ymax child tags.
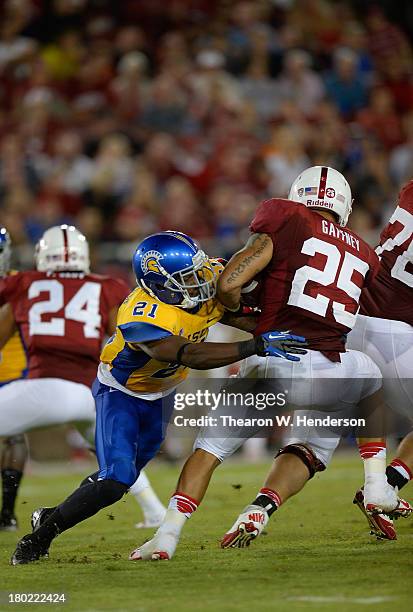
<box><xmin>133</xmin><ymin>231</ymin><xmax>216</xmax><ymax>308</ymax></box>
<box><xmin>0</xmin><ymin>228</ymin><xmax>11</xmax><ymax>277</ymax></box>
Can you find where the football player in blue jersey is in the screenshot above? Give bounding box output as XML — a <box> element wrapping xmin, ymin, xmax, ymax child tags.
<box><xmin>11</xmin><ymin>231</ymin><xmax>307</xmax><ymax>564</ymax></box>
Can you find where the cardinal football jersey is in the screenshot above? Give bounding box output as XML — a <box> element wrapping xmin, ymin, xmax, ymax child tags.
<box><xmin>99</xmin><ymin>262</ymin><xmax>225</xmax><ymax>397</ymax></box>
<box><xmin>0</xmin><ymin>271</ymin><xmax>130</xmax><ymax>387</ymax></box>
<box><xmin>250</xmin><ymin>198</ymin><xmax>379</xmax><ymax>359</ymax></box>
<box><xmin>0</xmin><ymin>271</ymin><xmax>28</xmax><ymax>384</ymax></box>
<box><xmin>361</xmin><ymin>180</ymin><xmax>413</xmax><ymax>326</ymax></box>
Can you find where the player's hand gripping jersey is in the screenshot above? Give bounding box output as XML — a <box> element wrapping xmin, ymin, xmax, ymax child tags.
<box><xmin>251</xmin><ymin>198</ymin><xmax>380</xmax><ymax>359</ymax></box>
<box><xmin>99</xmin><ymin>260</ymin><xmax>225</xmax><ymax>397</ymax></box>
<box><xmin>0</xmin><ymin>271</ymin><xmax>27</xmax><ymax>384</ymax></box>
<box><xmin>0</xmin><ymin>271</ymin><xmax>129</xmax><ymax>387</ymax></box>
<box><xmin>361</xmin><ymin>180</ymin><xmax>413</xmax><ymax>325</ymax></box>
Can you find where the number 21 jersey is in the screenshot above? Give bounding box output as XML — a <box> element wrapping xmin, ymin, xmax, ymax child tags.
<box><xmin>0</xmin><ymin>271</ymin><xmax>130</xmax><ymax>386</ymax></box>
<box><xmin>250</xmin><ymin>198</ymin><xmax>379</xmax><ymax>359</ymax></box>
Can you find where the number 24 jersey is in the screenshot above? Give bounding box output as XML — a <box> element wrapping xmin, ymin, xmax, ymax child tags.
<box><xmin>0</xmin><ymin>271</ymin><xmax>130</xmax><ymax>387</ymax></box>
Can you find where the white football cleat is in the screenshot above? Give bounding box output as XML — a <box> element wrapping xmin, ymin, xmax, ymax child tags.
<box><xmin>354</xmin><ymin>488</ymin><xmax>412</xmax><ymax>540</ymax></box>
<box><xmin>129</xmin><ymin>530</ymin><xmax>178</xmax><ymax>561</ymax></box>
<box><xmin>221</xmin><ymin>505</ymin><xmax>269</xmax><ymax>549</ymax></box>
<box><xmin>363</xmin><ymin>480</ymin><xmax>399</xmax><ymax>514</ymax></box>
<box><xmin>353</xmin><ymin>489</ymin><xmax>397</xmax><ymax>540</ymax></box>
<box><xmin>390</xmin><ymin>497</ymin><xmax>413</xmax><ymax>519</ymax></box>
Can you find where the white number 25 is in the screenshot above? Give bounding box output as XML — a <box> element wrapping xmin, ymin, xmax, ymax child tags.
<box><xmin>288</xmin><ymin>237</ymin><xmax>369</xmax><ymax>327</ymax></box>
<box><xmin>29</xmin><ymin>280</ymin><xmax>102</xmax><ymax>338</ymax></box>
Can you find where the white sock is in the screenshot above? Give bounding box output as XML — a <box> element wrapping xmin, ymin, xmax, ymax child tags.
<box><xmin>358</xmin><ymin>442</ymin><xmax>387</xmax><ymax>485</ymax></box>
<box><xmin>129</xmin><ymin>471</ymin><xmax>166</xmax><ymax>518</ymax></box>
<box><xmin>157</xmin><ymin>508</ymin><xmax>188</xmax><ymax>538</ymax></box>
<box><xmin>158</xmin><ymin>492</ymin><xmax>199</xmax><ymax>538</ymax></box>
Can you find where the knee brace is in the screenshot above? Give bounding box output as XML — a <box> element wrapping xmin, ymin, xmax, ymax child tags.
<box><xmin>276</xmin><ymin>443</ymin><xmax>326</xmax><ymax>479</ymax></box>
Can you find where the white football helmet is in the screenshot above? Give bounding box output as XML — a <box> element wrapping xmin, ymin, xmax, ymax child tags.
<box><xmin>35</xmin><ymin>225</ymin><xmax>90</xmax><ymax>273</ymax></box>
<box><xmin>288</xmin><ymin>166</ymin><xmax>353</xmax><ymax>227</ymax></box>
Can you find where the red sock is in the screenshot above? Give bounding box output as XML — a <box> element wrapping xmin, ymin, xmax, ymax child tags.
<box><xmin>260</xmin><ymin>487</ymin><xmax>282</xmax><ymax>507</ymax></box>
<box><xmin>169</xmin><ymin>491</ymin><xmax>199</xmax><ymax>519</ymax></box>
<box><xmin>358</xmin><ymin>441</ymin><xmax>386</xmax><ymax>460</ymax></box>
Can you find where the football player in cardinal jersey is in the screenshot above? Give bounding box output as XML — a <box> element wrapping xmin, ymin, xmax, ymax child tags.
<box><xmin>0</xmin><ymin>224</ymin><xmax>170</xmax><ymax>533</ymax></box>
<box><xmin>130</xmin><ymin>167</ymin><xmax>407</xmax><ymax>561</ymax></box>
<box><xmin>11</xmin><ymin>230</ymin><xmax>307</xmax><ymax>564</ymax></box>
<box><xmin>0</xmin><ymin>225</ymin><xmax>129</xmax><ymax>527</ymax></box>
<box><xmin>346</xmin><ymin>180</ymin><xmax>413</xmax><ymax>538</ymax></box>
<box><xmin>268</xmin><ymin>179</ymin><xmax>413</xmax><ymax>541</ymax></box>
<box><xmin>0</xmin><ymin>229</ymin><xmax>29</xmax><ymax>531</ymax></box>
<box><xmin>0</xmin><ymin>224</ymin><xmax>130</xmax><ymax>435</ymax></box>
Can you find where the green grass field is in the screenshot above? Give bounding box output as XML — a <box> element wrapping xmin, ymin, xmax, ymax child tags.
<box><xmin>1</xmin><ymin>455</ymin><xmax>412</xmax><ymax>612</ymax></box>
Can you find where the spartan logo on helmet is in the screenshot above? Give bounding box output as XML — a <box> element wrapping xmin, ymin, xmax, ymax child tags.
<box><xmin>141</xmin><ymin>250</ymin><xmax>164</xmax><ymax>275</ymax></box>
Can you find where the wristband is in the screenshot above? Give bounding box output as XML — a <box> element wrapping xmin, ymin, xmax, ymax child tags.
<box><xmin>238</xmin><ymin>339</ymin><xmax>258</xmax><ymax>360</ymax></box>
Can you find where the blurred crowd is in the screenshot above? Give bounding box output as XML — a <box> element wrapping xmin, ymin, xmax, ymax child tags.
<box><xmin>0</xmin><ymin>0</ymin><xmax>412</xmax><ymax>272</ymax></box>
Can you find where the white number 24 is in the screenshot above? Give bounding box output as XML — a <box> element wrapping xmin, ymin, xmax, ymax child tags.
<box><xmin>288</xmin><ymin>237</ymin><xmax>369</xmax><ymax>327</ymax></box>
<box><xmin>28</xmin><ymin>280</ymin><xmax>102</xmax><ymax>338</ymax></box>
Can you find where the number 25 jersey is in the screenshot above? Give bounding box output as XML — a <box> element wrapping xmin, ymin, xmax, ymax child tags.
<box><xmin>0</xmin><ymin>271</ymin><xmax>130</xmax><ymax>387</ymax></box>
<box><xmin>99</xmin><ymin>286</ymin><xmax>225</xmax><ymax>398</ymax></box>
<box><xmin>250</xmin><ymin>198</ymin><xmax>379</xmax><ymax>358</ymax></box>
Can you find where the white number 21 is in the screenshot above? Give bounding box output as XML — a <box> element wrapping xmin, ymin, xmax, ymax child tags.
<box><xmin>288</xmin><ymin>237</ymin><xmax>369</xmax><ymax>327</ymax></box>
<box><xmin>29</xmin><ymin>280</ymin><xmax>102</xmax><ymax>338</ymax></box>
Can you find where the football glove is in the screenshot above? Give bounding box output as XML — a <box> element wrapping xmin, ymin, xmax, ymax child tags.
<box><xmin>256</xmin><ymin>331</ymin><xmax>307</xmax><ymax>361</ymax></box>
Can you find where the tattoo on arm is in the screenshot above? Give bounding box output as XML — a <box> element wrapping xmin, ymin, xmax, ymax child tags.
<box><xmin>225</xmin><ymin>234</ymin><xmax>271</xmax><ymax>285</ymax></box>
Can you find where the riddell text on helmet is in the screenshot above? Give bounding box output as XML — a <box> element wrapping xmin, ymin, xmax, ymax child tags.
<box><xmin>307</xmin><ymin>198</ymin><xmax>334</xmax><ymax>209</ymax></box>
